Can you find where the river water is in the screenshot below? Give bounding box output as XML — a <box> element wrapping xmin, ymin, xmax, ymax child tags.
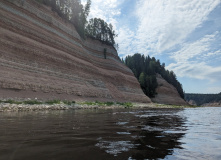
<box><xmin>0</xmin><ymin>107</ymin><xmax>220</xmax><ymax>160</ymax></box>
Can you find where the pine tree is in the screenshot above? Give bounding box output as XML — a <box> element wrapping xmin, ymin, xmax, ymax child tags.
<box><xmin>124</xmin><ymin>53</ymin><xmax>184</xmax><ymax>98</ymax></box>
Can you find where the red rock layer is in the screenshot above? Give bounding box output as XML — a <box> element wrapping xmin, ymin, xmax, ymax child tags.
<box><xmin>0</xmin><ymin>0</ymin><xmax>150</xmax><ymax>102</ymax></box>
<box><xmin>151</xmin><ymin>74</ymin><xmax>188</xmax><ymax>105</ymax></box>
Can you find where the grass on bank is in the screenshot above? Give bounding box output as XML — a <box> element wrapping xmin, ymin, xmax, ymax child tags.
<box><xmin>78</xmin><ymin>101</ymin><xmax>133</xmax><ymax>108</ymax></box>
<box><xmin>0</xmin><ymin>99</ymin><xmax>132</xmax><ymax>107</ymax></box>
<box><xmin>0</xmin><ymin>99</ymin><xmax>75</xmax><ymax>105</ymax></box>
<box><xmin>1</xmin><ymin>99</ymin><xmax>197</xmax><ymax>108</ymax></box>
<box><xmin>155</xmin><ymin>103</ymin><xmax>198</xmax><ymax>108</ymax></box>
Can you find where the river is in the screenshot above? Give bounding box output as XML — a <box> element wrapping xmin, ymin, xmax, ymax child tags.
<box><xmin>0</xmin><ymin>107</ymin><xmax>220</xmax><ymax>160</ymax></box>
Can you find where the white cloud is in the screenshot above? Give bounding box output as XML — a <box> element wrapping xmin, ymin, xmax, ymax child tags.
<box><xmin>167</xmin><ymin>61</ymin><xmax>221</xmax><ymax>82</ymax></box>
<box><xmin>84</xmin><ymin>0</ymin><xmax>221</xmax><ymax>93</ymax></box>
<box><xmin>83</xmin><ymin>0</ymin><xmax>220</xmax><ymax>57</ymax></box>
<box><xmin>206</xmin><ymin>50</ymin><xmax>221</xmax><ymax>57</ymax></box>
<box><xmin>115</xmin><ymin>27</ymin><xmax>135</xmax><ymax>57</ymax></box>
<box><xmin>84</xmin><ymin>0</ymin><xmax>220</xmax><ymax>57</ymax></box>
<box><xmin>82</xmin><ymin>0</ymin><xmax>123</xmax><ymax>28</ymax></box>
<box><xmin>170</xmin><ymin>32</ymin><xmax>218</xmax><ymax>63</ymax></box>
<box><xmin>167</xmin><ymin>32</ymin><xmax>221</xmax><ymax>82</ymax></box>
<box><xmin>131</xmin><ymin>0</ymin><xmax>221</xmax><ymax>83</ymax></box>
<box><xmin>134</xmin><ymin>0</ymin><xmax>220</xmax><ymax>54</ymax></box>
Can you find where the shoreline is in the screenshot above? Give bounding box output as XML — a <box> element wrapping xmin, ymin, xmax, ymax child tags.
<box><xmin>0</xmin><ymin>102</ymin><xmax>195</xmax><ymax>112</ymax></box>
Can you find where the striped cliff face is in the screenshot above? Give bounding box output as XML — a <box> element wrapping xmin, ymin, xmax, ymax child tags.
<box><xmin>0</xmin><ymin>0</ymin><xmax>150</xmax><ymax>103</ymax></box>
<box><xmin>151</xmin><ymin>74</ymin><xmax>188</xmax><ymax>106</ymax></box>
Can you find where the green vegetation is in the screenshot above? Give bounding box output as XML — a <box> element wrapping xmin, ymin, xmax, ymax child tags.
<box><xmin>3</xmin><ymin>99</ymin><xmax>23</xmax><ymax>104</ymax></box>
<box><xmin>34</xmin><ymin>0</ymin><xmax>91</xmax><ymax>39</ymax></box>
<box><xmin>0</xmin><ymin>99</ymin><xmax>132</xmax><ymax>108</ymax></box>
<box><xmin>23</xmin><ymin>100</ymin><xmax>43</xmax><ymax>105</ymax></box>
<box><xmin>0</xmin><ymin>99</ymin><xmax>75</xmax><ymax>105</ymax></box>
<box><xmin>34</xmin><ymin>0</ymin><xmax>117</xmax><ymax>48</ymax></box>
<box><xmin>79</xmin><ymin>101</ymin><xmax>113</xmax><ymax>106</ymax></box>
<box><xmin>45</xmin><ymin>99</ymin><xmax>61</xmax><ymax>105</ymax></box>
<box><xmin>45</xmin><ymin>99</ymin><xmax>75</xmax><ymax>105</ymax></box>
<box><xmin>105</xmin><ymin>102</ymin><xmax>115</xmax><ymax>106</ymax></box>
<box><xmin>85</xmin><ymin>18</ymin><xmax>117</xmax><ymax>46</ymax></box>
<box><xmin>79</xmin><ymin>101</ymin><xmax>133</xmax><ymax>107</ymax></box>
<box><xmin>1</xmin><ymin>100</ymin><xmax>197</xmax><ymax>109</ymax></box>
<box><xmin>185</xmin><ymin>93</ymin><xmax>221</xmax><ymax>106</ymax></box>
<box><xmin>122</xmin><ymin>102</ymin><xmax>133</xmax><ymax>108</ymax></box>
<box><xmin>3</xmin><ymin>99</ymin><xmax>16</xmax><ymax>104</ymax></box>
<box><xmin>63</xmin><ymin>100</ymin><xmax>75</xmax><ymax>105</ymax></box>
<box><xmin>124</xmin><ymin>53</ymin><xmax>184</xmax><ymax>98</ymax></box>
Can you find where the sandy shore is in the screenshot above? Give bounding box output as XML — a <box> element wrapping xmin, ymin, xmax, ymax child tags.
<box><xmin>0</xmin><ymin>102</ymin><xmax>192</xmax><ymax>112</ymax></box>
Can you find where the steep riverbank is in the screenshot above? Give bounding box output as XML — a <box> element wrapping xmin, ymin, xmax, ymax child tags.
<box><xmin>0</xmin><ymin>0</ymin><xmax>150</xmax><ymax>103</ymax></box>
<box><xmin>151</xmin><ymin>74</ymin><xmax>188</xmax><ymax>105</ymax></box>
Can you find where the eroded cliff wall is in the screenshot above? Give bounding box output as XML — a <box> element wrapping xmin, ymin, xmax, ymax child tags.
<box><xmin>151</xmin><ymin>74</ymin><xmax>188</xmax><ymax>105</ymax></box>
<box><xmin>0</xmin><ymin>0</ymin><xmax>151</xmax><ymax>102</ymax></box>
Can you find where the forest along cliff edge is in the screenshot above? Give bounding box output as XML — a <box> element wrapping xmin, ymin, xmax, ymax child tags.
<box><xmin>0</xmin><ymin>0</ymin><xmax>150</xmax><ymax>103</ymax></box>
<box><xmin>151</xmin><ymin>74</ymin><xmax>188</xmax><ymax>105</ymax></box>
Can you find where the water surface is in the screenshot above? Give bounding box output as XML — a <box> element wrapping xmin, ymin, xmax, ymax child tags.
<box><xmin>0</xmin><ymin>107</ymin><xmax>220</xmax><ymax>160</ymax></box>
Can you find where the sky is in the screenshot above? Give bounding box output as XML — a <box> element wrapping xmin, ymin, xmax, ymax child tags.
<box><xmin>82</xmin><ymin>0</ymin><xmax>221</xmax><ymax>94</ymax></box>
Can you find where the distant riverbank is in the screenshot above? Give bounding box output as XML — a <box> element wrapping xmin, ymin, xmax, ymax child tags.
<box><xmin>0</xmin><ymin>100</ymin><xmax>194</xmax><ymax>112</ymax></box>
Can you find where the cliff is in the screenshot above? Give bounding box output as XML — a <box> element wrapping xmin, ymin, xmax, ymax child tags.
<box><xmin>151</xmin><ymin>74</ymin><xmax>188</xmax><ymax>105</ymax></box>
<box><xmin>0</xmin><ymin>0</ymin><xmax>151</xmax><ymax>103</ymax></box>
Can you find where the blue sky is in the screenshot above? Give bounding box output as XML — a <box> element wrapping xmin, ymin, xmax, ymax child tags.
<box><xmin>82</xmin><ymin>0</ymin><xmax>221</xmax><ymax>94</ymax></box>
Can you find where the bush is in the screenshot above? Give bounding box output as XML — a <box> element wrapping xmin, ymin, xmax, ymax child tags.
<box><xmin>14</xmin><ymin>101</ymin><xmax>23</xmax><ymax>105</ymax></box>
<box><xmin>116</xmin><ymin>102</ymin><xmax>124</xmax><ymax>105</ymax></box>
<box><xmin>24</xmin><ymin>100</ymin><xmax>42</xmax><ymax>105</ymax></box>
<box><xmin>106</xmin><ymin>102</ymin><xmax>114</xmax><ymax>106</ymax></box>
<box><xmin>0</xmin><ymin>99</ymin><xmax>76</xmax><ymax>105</ymax></box>
<box><xmin>4</xmin><ymin>99</ymin><xmax>15</xmax><ymax>104</ymax></box>
<box><xmin>63</xmin><ymin>100</ymin><xmax>75</xmax><ymax>105</ymax></box>
<box><xmin>123</xmin><ymin>102</ymin><xmax>133</xmax><ymax>108</ymax></box>
<box><xmin>45</xmin><ymin>100</ymin><xmax>61</xmax><ymax>105</ymax></box>
<box><xmin>84</xmin><ymin>102</ymin><xmax>95</xmax><ymax>105</ymax></box>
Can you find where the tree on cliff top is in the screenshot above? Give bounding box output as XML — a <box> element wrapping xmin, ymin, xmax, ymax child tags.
<box><xmin>35</xmin><ymin>0</ymin><xmax>117</xmax><ymax>48</ymax></box>
<box><xmin>85</xmin><ymin>18</ymin><xmax>117</xmax><ymax>47</ymax></box>
<box><xmin>35</xmin><ymin>0</ymin><xmax>91</xmax><ymax>38</ymax></box>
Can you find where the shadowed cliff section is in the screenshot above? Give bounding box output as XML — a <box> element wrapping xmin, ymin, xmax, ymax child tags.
<box><xmin>151</xmin><ymin>74</ymin><xmax>188</xmax><ymax>105</ymax></box>
<box><xmin>0</xmin><ymin>0</ymin><xmax>151</xmax><ymax>103</ymax></box>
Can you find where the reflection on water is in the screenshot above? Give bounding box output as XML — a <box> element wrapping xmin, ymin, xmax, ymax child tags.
<box><xmin>93</xmin><ymin>109</ymin><xmax>186</xmax><ymax>160</ymax></box>
<box><xmin>0</xmin><ymin>107</ymin><xmax>220</xmax><ymax>160</ymax></box>
<box><xmin>131</xmin><ymin>111</ymin><xmax>186</xmax><ymax>160</ymax></box>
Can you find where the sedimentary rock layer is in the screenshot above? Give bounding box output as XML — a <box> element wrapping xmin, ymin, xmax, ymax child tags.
<box><xmin>0</xmin><ymin>0</ymin><xmax>150</xmax><ymax>103</ymax></box>
<box><xmin>151</xmin><ymin>74</ymin><xmax>188</xmax><ymax>105</ymax></box>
